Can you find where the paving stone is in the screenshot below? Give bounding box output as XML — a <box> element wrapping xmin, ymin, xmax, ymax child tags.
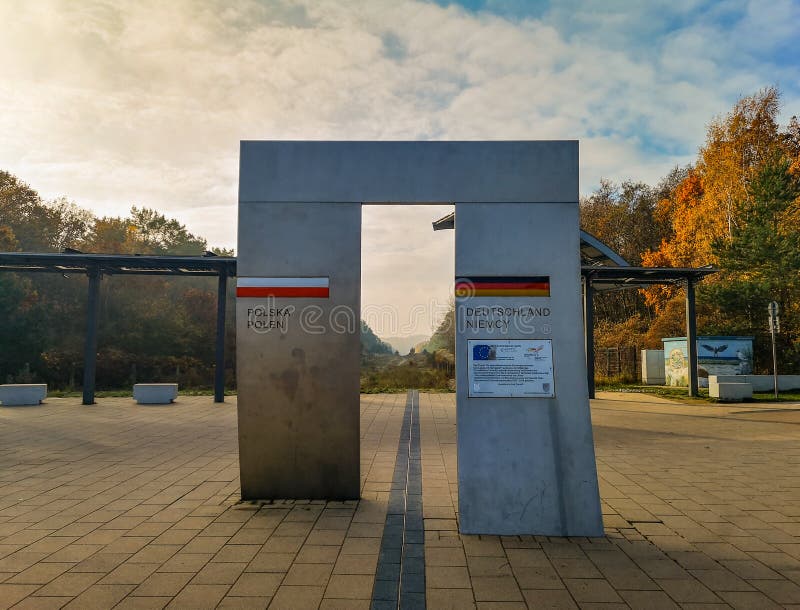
<box><xmin>128</xmin><ymin>545</ymin><xmax>181</xmax><ymax>565</ymax></box>
<box><xmin>505</xmin><ymin>548</ymin><xmax>550</xmax><ymax>569</ymax></box>
<box><xmin>245</xmin><ymin>552</ymin><xmax>294</xmax><ymax>573</ymax></box>
<box><xmin>717</xmin><ymin>589</ymin><xmax>783</xmax><ymax>609</ymax></box>
<box><xmin>180</xmin><ymin>537</ymin><xmax>228</xmax><ymax>555</ymax></box>
<box><xmin>189</xmin><ymin>562</ymin><xmax>246</xmax><ymax>585</ymax></box>
<box><xmin>427</xmin><ymin>587</ymin><xmax>477</xmax><ymax>608</ymax></box>
<box><xmin>339</xmin><ymin>537</ymin><xmax>381</xmax><ymax>555</ymax></box>
<box><xmin>470</xmin><ymin>576</ymin><xmax>524</xmax><ymax>602</ymax></box>
<box><xmin>305</xmin><ymin>530</ymin><xmax>346</xmax><ymax>546</ymax></box>
<box><xmin>227</xmin><ymin>572</ymin><xmax>282</xmax><ymax>597</ymax></box>
<box><xmin>289</xmin><ymin>545</ymin><xmax>336</xmax><ymax>565</ymax></box>
<box><xmin>99</xmin><ymin>562</ymin><xmax>160</xmax><ymax>585</ymax></box>
<box><xmin>62</xmin><ymin>583</ymin><xmax>135</xmax><ymax>609</ymax></box>
<box><xmin>324</xmin><ymin>574</ymin><xmax>373</xmax><ymax>599</ymax></box>
<box><xmin>216</xmin><ymin>596</ymin><xmax>271</xmax><ymax>609</ymax></box>
<box><xmin>521</xmin><ymin>588</ymin><xmax>578</xmax><ymax>608</ymax></box>
<box><xmin>319</xmin><ymin>599</ymin><xmax>370</xmax><ymax>609</ymax></box>
<box><xmin>12</xmin><ymin>597</ymin><xmax>77</xmax><ymax>610</ymax></box>
<box><xmin>0</xmin><ymin>584</ymin><xmax>40</xmax><ymax>608</ymax></box>
<box><xmin>563</xmin><ymin>578</ymin><xmax>622</xmax><ymax>603</ymax></box>
<box><xmin>164</xmin><ymin>584</ymin><xmax>228</xmax><ymax>609</ymax></box>
<box><xmin>426</xmin><ymin>565</ymin><xmax>471</xmax><ymax>589</ymax></box>
<box><xmin>269</xmin><ymin>585</ymin><xmax>324</xmax><ymax>609</ymax></box>
<box><xmin>619</xmin><ymin>589</ymin><xmax>679</xmax><ymax>609</ymax></box>
<box><xmin>551</xmin><ymin>557</ymin><xmax>602</xmax><ymax>579</ymax></box>
<box><xmin>131</xmin><ymin>572</ymin><xmax>193</xmax><ymax>597</ymax></box>
<box><xmin>750</xmin><ymin>577</ymin><xmax>800</xmax><ymax>604</ymax></box>
<box><xmin>688</xmin><ymin>568</ymin><xmax>755</xmax><ymax>592</ymax></box>
<box><xmin>467</xmin><ymin>556</ymin><xmax>513</xmax><ymax>577</ymax></box>
<box><xmin>656</xmin><ymin>578</ymin><xmax>722</xmax><ymax>603</ymax></box>
<box><xmin>511</xmin><ymin>566</ymin><xmax>564</xmax><ymax>590</ymax></box>
<box><xmin>260</xmin><ymin>537</ymin><xmax>303</xmax><ymax>555</ymax></box>
<box><xmin>426</xmin><ymin>547</ymin><xmax>466</xmax><ymax>567</ymax></box>
<box><xmin>283</xmin><ymin>562</ymin><xmax>333</xmax><ymax>586</ymax></box>
<box><xmin>157</xmin><ymin>553</ymin><xmax>212</xmax><ymax>573</ymax></box>
<box><xmin>7</xmin><ymin>563</ymin><xmax>73</xmax><ymax>585</ymax></box>
<box><xmin>332</xmin><ymin>554</ymin><xmax>377</xmax><ymax>575</ymax></box>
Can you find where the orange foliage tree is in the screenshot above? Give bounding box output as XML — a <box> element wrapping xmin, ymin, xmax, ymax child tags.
<box><xmin>641</xmin><ymin>87</ymin><xmax>791</xmax><ymax>314</ymax></box>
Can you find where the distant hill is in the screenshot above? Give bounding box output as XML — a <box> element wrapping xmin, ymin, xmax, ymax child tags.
<box><xmin>360</xmin><ymin>321</ymin><xmax>394</xmax><ymax>355</ymax></box>
<box><xmin>420</xmin><ymin>306</ymin><xmax>455</xmax><ymax>354</ymax></box>
<box><xmin>383</xmin><ymin>334</ymin><xmax>429</xmax><ymax>355</ymax></box>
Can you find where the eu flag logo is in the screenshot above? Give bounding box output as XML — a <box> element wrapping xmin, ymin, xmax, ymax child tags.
<box><xmin>473</xmin><ymin>345</ymin><xmax>492</xmax><ymax>360</ymax></box>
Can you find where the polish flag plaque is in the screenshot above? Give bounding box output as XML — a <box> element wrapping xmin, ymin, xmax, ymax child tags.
<box><xmin>236</xmin><ymin>277</ymin><xmax>330</xmax><ymax>298</ymax></box>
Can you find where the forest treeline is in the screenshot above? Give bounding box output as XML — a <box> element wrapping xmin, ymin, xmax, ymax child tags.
<box><xmin>581</xmin><ymin>86</ymin><xmax>800</xmax><ymax>374</ymax></box>
<box><xmin>0</xmin><ymin>176</ymin><xmax>238</xmax><ymax>389</ymax></box>
<box><xmin>2</xmin><ymin>86</ymin><xmax>799</xmax><ymax>389</ymax></box>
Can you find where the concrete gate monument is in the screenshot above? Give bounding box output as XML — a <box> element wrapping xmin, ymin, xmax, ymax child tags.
<box><xmin>237</xmin><ymin>141</ymin><xmax>603</xmax><ymax>535</ymax></box>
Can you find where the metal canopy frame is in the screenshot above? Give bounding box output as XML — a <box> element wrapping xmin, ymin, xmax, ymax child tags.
<box><xmin>0</xmin><ymin>252</ymin><xmax>237</xmax><ymax>405</ymax></box>
<box><xmin>582</xmin><ymin>266</ymin><xmax>716</xmax><ymax>398</ymax></box>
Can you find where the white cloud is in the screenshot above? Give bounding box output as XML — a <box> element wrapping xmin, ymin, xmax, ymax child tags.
<box><xmin>0</xmin><ymin>0</ymin><xmax>796</xmax><ymax>335</ymax></box>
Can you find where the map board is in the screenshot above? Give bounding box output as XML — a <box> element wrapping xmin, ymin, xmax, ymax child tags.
<box><xmin>468</xmin><ymin>339</ymin><xmax>554</xmax><ymax>398</ymax></box>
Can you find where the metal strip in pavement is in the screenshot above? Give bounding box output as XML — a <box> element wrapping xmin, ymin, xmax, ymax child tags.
<box><xmin>371</xmin><ymin>389</ymin><xmax>426</xmax><ymax>609</ymax></box>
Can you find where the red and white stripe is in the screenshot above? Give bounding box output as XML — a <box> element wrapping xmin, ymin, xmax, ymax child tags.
<box><xmin>236</xmin><ymin>277</ymin><xmax>329</xmax><ymax>298</ymax></box>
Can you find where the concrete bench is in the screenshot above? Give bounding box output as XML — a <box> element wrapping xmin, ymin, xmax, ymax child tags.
<box><xmin>709</xmin><ymin>380</ymin><xmax>752</xmax><ymax>402</ymax></box>
<box><xmin>0</xmin><ymin>384</ymin><xmax>47</xmax><ymax>406</ymax></box>
<box><xmin>133</xmin><ymin>384</ymin><xmax>178</xmax><ymax>405</ymax></box>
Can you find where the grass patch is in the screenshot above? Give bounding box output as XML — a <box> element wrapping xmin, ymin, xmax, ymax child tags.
<box><xmin>598</xmin><ymin>383</ymin><xmax>800</xmax><ymax>404</ymax></box>
<box><xmin>752</xmin><ymin>391</ymin><xmax>800</xmax><ymax>402</ymax></box>
<box><xmin>597</xmin><ymin>383</ymin><xmax>712</xmax><ymax>403</ymax></box>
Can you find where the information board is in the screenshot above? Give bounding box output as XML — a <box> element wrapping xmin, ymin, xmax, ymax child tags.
<box><xmin>468</xmin><ymin>339</ymin><xmax>554</xmax><ymax>398</ymax></box>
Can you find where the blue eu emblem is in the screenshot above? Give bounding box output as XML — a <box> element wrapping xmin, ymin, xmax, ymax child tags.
<box><xmin>473</xmin><ymin>345</ymin><xmax>492</xmax><ymax>360</ymax></box>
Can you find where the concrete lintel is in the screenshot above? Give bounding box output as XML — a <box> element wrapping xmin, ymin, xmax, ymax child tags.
<box><xmin>239</xmin><ymin>141</ymin><xmax>578</xmax><ymax>204</ymax></box>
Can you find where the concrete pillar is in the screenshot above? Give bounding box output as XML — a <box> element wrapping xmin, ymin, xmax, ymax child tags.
<box><xmin>236</xmin><ymin>202</ymin><xmax>361</xmax><ymax>499</ymax></box>
<box><xmin>455</xmin><ymin>202</ymin><xmax>603</xmax><ymax>536</ymax></box>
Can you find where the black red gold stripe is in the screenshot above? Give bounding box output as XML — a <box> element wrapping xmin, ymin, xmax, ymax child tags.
<box><xmin>455</xmin><ymin>276</ymin><xmax>550</xmax><ymax>297</ymax></box>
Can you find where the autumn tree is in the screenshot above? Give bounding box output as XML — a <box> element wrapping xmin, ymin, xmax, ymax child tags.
<box><xmin>0</xmin><ymin>170</ymin><xmax>231</xmax><ymax>388</ymax></box>
<box><xmin>644</xmin><ymin>87</ymin><xmax>786</xmax><ymax>270</ymax></box>
<box><xmin>704</xmin><ymin>155</ymin><xmax>800</xmax><ymax>371</ymax></box>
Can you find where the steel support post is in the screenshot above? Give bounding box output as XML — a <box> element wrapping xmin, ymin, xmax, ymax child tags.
<box><xmin>82</xmin><ymin>265</ymin><xmax>100</xmax><ymax>405</ymax></box>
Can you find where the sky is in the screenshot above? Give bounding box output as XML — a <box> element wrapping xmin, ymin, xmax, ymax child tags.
<box><xmin>1</xmin><ymin>0</ymin><xmax>798</xmax><ymax>339</ymax></box>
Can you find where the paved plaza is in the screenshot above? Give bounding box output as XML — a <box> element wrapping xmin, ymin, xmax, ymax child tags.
<box><xmin>1</xmin><ymin>392</ymin><xmax>800</xmax><ymax>609</ymax></box>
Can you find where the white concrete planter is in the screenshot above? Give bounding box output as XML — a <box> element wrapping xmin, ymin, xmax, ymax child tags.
<box><xmin>0</xmin><ymin>384</ymin><xmax>47</xmax><ymax>406</ymax></box>
<box><xmin>133</xmin><ymin>384</ymin><xmax>178</xmax><ymax>405</ymax></box>
<box><xmin>709</xmin><ymin>378</ymin><xmax>752</xmax><ymax>401</ymax></box>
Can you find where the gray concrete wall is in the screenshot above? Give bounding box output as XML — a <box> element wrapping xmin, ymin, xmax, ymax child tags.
<box><xmin>236</xmin><ymin>202</ymin><xmax>361</xmax><ymax>499</ymax></box>
<box><xmin>455</xmin><ymin>202</ymin><xmax>604</xmax><ymax>536</ymax></box>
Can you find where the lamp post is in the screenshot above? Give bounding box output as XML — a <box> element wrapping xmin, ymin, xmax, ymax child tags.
<box><xmin>768</xmin><ymin>301</ymin><xmax>780</xmax><ymax>400</ymax></box>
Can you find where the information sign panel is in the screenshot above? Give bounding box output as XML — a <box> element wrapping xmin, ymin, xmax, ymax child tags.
<box><xmin>468</xmin><ymin>339</ymin><xmax>554</xmax><ymax>398</ymax></box>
